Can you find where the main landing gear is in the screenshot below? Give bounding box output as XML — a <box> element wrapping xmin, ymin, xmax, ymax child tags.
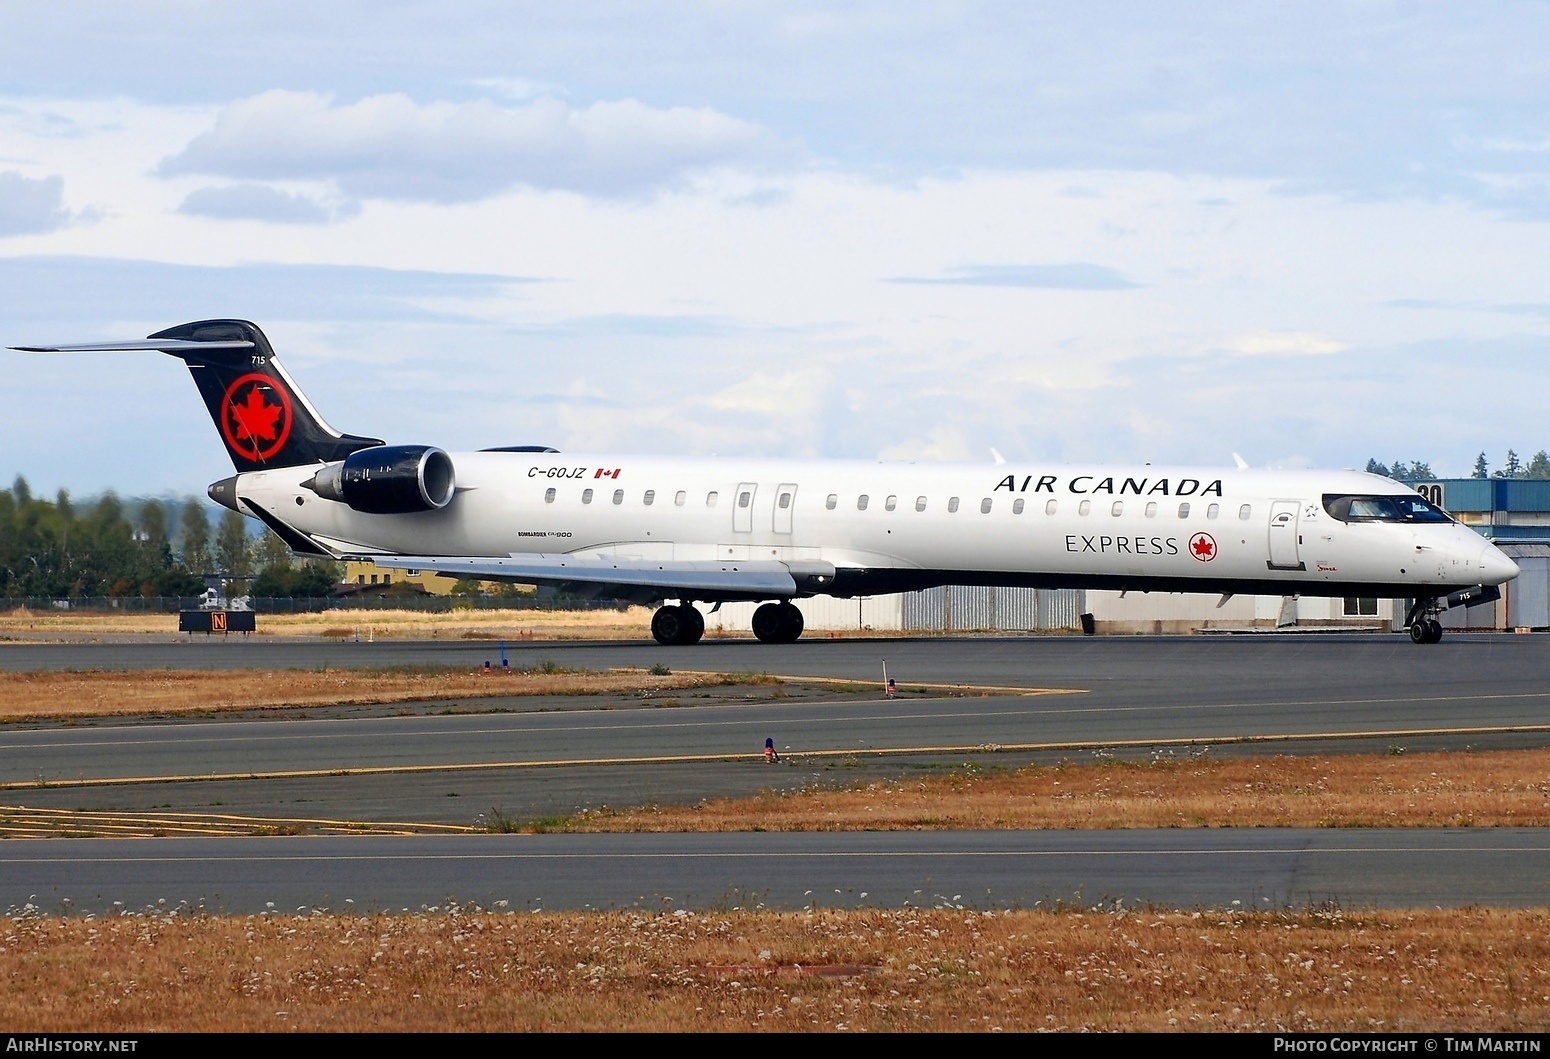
<box><xmin>650</xmin><ymin>603</ymin><xmax>705</xmax><ymax>646</ymax></box>
<box><xmin>1406</xmin><ymin>598</ymin><xmax>1444</xmax><ymax>645</ymax></box>
<box><xmin>649</xmin><ymin>600</ymin><xmax>806</xmax><ymax>645</ymax></box>
<box><xmin>752</xmin><ymin>601</ymin><xmax>804</xmax><ymax>644</ymax></box>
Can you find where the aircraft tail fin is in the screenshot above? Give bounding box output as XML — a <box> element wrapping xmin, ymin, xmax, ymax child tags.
<box><xmin>15</xmin><ymin>319</ymin><xmax>383</xmax><ymax>471</ymax></box>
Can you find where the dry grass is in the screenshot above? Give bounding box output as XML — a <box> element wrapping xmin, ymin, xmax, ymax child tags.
<box><xmin>1</xmin><ymin>906</ymin><xmax>1546</xmax><ymax>1032</ymax></box>
<box><xmin>0</xmin><ymin>605</ymin><xmax>659</xmax><ymax>640</ymax></box>
<box><xmin>0</xmin><ymin>667</ymin><xmax>775</xmax><ymax>722</ymax></box>
<box><xmin>583</xmin><ymin>748</ymin><xmax>1550</xmax><ymax>832</ymax></box>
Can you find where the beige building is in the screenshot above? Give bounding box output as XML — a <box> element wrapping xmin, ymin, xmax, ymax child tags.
<box><xmin>340</xmin><ymin>560</ymin><xmax>532</xmax><ymax>596</ymax></box>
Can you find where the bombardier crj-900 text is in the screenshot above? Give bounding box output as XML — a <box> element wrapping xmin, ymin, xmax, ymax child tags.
<box><xmin>16</xmin><ymin>320</ymin><xmax>1518</xmax><ymax>646</ymax></box>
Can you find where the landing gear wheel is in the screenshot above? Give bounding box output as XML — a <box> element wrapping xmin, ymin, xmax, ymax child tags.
<box><xmin>751</xmin><ymin>603</ymin><xmax>783</xmax><ymax>643</ymax></box>
<box><xmin>681</xmin><ymin>604</ymin><xmax>705</xmax><ymax>645</ymax></box>
<box><xmin>1426</xmin><ymin>619</ymin><xmax>1444</xmax><ymax>644</ymax></box>
<box><xmin>1409</xmin><ymin>621</ymin><xmax>1428</xmax><ymax>645</ymax></box>
<box><xmin>776</xmin><ymin>602</ymin><xmax>804</xmax><ymax>643</ymax></box>
<box><xmin>651</xmin><ymin>604</ymin><xmax>704</xmax><ymax>646</ymax></box>
<box><xmin>752</xmin><ymin>602</ymin><xmax>804</xmax><ymax>644</ymax></box>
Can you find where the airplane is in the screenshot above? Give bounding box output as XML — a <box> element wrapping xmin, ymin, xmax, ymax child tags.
<box><xmin>14</xmin><ymin>318</ymin><xmax>1518</xmax><ymax>646</ymax></box>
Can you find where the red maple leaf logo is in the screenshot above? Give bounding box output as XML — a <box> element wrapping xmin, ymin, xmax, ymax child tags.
<box><xmin>219</xmin><ymin>373</ymin><xmax>293</xmax><ymax>463</ymax></box>
<box><xmin>1189</xmin><ymin>532</ymin><xmax>1217</xmax><ymax>561</ymax></box>
<box><xmin>229</xmin><ymin>385</ymin><xmax>282</xmax><ymax>444</ymax></box>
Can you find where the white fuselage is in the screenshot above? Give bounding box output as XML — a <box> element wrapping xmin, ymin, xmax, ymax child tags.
<box><xmin>232</xmin><ymin>453</ymin><xmax>1518</xmax><ymax>601</ymax></box>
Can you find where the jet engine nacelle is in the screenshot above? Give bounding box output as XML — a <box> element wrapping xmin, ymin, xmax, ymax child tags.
<box><xmin>307</xmin><ymin>445</ymin><xmax>456</xmax><ymax>514</ymax></box>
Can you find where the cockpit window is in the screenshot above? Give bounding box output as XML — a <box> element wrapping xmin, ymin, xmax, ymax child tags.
<box><xmin>1323</xmin><ymin>494</ymin><xmax>1453</xmax><ymax>524</ymax></box>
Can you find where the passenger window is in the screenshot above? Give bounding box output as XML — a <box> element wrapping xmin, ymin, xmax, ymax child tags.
<box><xmin>544</xmin><ymin>487</ymin><xmax>556</xmax><ymax>504</ymax></box>
<box><xmin>1178</xmin><ymin>502</ymin><xmax>1190</xmax><ymax>518</ymax></box>
<box><xmin>980</xmin><ymin>497</ymin><xmax>992</xmax><ymax>514</ymax></box>
<box><xmin>885</xmin><ymin>495</ymin><xmax>897</xmax><ymax>511</ymax></box>
<box><xmin>1045</xmin><ymin>499</ymin><xmax>1057</xmax><ymax>515</ymax></box>
<box><xmin>915</xmin><ymin>496</ymin><xmax>927</xmax><ymax>511</ymax></box>
<box><xmin>1012</xmin><ymin>498</ymin><xmax>1024</xmax><ymax>514</ymax></box>
<box><xmin>582</xmin><ymin>488</ymin><xmax>594</xmax><ymax>504</ymax></box>
<box><xmin>643</xmin><ymin>489</ymin><xmax>655</xmax><ymax>506</ymax></box>
<box><xmin>1207</xmin><ymin>503</ymin><xmax>1219</xmax><ymax>519</ymax></box>
<box><xmin>1111</xmin><ymin>501</ymin><xmax>1123</xmax><ymax>516</ymax></box>
<box><xmin>857</xmin><ymin>494</ymin><xmax>869</xmax><ymax>511</ymax></box>
<box><xmin>826</xmin><ymin>494</ymin><xmax>838</xmax><ymax>510</ymax></box>
<box><xmin>1079</xmin><ymin>500</ymin><xmax>1091</xmax><ymax>516</ymax></box>
<box><xmin>613</xmin><ymin>489</ymin><xmax>624</xmax><ymax>505</ymax></box>
<box><xmin>1145</xmin><ymin>501</ymin><xmax>1157</xmax><ymax>518</ymax></box>
<box><xmin>1238</xmin><ymin>504</ymin><xmax>1251</xmax><ymax>520</ymax></box>
<box><xmin>674</xmin><ymin>490</ymin><xmax>686</xmax><ymax>506</ymax></box>
<box><xmin>738</xmin><ymin>491</ymin><xmax>751</xmax><ymax>508</ymax></box>
<box><xmin>778</xmin><ymin>492</ymin><xmax>791</xmax><ymax>509</ymax></box>
<box><xmin>947</xmin><ymin>497</ymin><xmax>960</xmax><ymax>513</ymax></box>
<box><xmin>706</xmin><ymin>491</ymin><xmax>718</xmax><ymax>507</ymax></box>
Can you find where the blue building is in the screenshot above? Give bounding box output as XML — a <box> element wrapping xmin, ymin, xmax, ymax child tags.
<box><xmin>1418</xmin><ymin>479</ymin><xmax>1550</xmax><ymax>629</ymax></box>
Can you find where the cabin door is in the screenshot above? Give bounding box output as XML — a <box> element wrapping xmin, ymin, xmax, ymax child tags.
<box><xmin>1267</xmin><ymin>500</ymin><xmax>1305</xmax><ymax>570</ymax></box>
<box><xmin>733</xmin><ymin>482</ymin><xmax>758</xmax><ymax>534</ymax></box>
<box><xmin>773</xmin><ymin>483</ymin><xmax>797</xmax><ymax>535</ymax></box>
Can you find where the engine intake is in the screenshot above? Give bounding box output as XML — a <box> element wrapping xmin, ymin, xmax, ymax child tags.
<box><xmin>307</xmin><ymin>445</ymin><xmax>455</xmax><ymax>514</ymax></box>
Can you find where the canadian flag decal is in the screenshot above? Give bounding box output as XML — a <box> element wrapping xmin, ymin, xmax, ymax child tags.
<box><xmin>594</xmin><ymin>468</ymin><xmax>621</xmax><ymax>479</ymax></box>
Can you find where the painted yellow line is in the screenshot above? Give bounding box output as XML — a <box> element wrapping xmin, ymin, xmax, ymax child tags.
<box><xmin>0</xmin><ymin>805</ymin><xmax>479</xmax><ymax>837</ymax></box>
<box><xmin>0</xmin><ymin>804</ymin><xmax>479</xmax><ymax>833</ymax></box>
<box><xmin>695</xmin><ymin>671</ymin><xmax>1088</xmax><ymax>697</ymax></box>
<box><xmin>5</xmin><ymin>720</ymin><xmax>1550</xmax><ymax>792</ymax></box>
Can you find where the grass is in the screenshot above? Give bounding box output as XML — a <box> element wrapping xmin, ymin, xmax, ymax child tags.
<box><xmin>577</xmin><ymin>747</ymin><xmax>1550</xmax><ymax>832</ymax></box>
<box><xmin>0</xmin><ymin>667</ymin><xmax>779</xmax><ymax>721</ymax></box>
<box><xmin>0</xmin><ymin>606</ymin><xmax>661</xmax><ymax>641</ymax></box>
<box><xmin>0</xmin><ymin>906</ymin><xmax>1546</xmax><ymax>1032</ymax></box>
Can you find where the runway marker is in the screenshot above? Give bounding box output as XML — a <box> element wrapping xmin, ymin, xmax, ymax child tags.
<box><xmin>8</xmin><ymin>720</ymin><xmax>1550</xmax><ymax>791</ymax></box>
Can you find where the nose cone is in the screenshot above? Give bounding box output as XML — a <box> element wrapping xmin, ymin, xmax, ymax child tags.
<box><xmin>1480</xmin><ymin>543</ymin><xmax>1519</xmax><ymax>586</ymax></box>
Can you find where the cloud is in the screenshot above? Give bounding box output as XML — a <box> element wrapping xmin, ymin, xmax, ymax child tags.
<box><xmin>1226</xmin><ymin>331</ymin><xmax>1348</xmax><ymax>357</ymax></box>
<box><xmin>887</xmin><ymin>263</ymin><xmax>1141</xmax><ymax>290</ymax></box>
<box><xmin>0</xmin><ymin>171</ymin><xmax>70</xmax><ymax>237</ymax></box>
<box><xmin>160</xmin><ymin>90</ymin><xmax>781</xmax><ymax>202</ymax></box>
<box><xmin>0</xmin><ymin>255</ymin><xmax>534</xmax><ymax>327</ymax></box>
<box><xmin>177</xmin><ymin>183</ymin><xmax>357</xmax><ymax>225</ymax></box>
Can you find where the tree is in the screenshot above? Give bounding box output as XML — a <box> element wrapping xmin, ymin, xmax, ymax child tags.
<box><xmin>1473</xmin><ymin>452</ymin><xmax>1490</xmax><ymax>479</ymax></box>
<box><xmin>215</xmin><ymin>510</ymin><xmax>252</xmax><ymax>592</ymax></box>
<box><xmin>136</xmin><ymin>499</ymin><xmax>167</xmax><ymax>546</ymax></box>
<box><xmin>179</xmin><ymin>501</ymin><xmax>210</xmax><ymax>573</ymax></box>
<box><xmin>254</xmin><ymin>528</ymin><xmax>291</xmax><ymax>572</ymax></box>
<box><xmin>1495</xmin><ymin>449</ymin><xmax>1523</xmax><ymax>479</ymax></box>
<box><xmin>1527</xmin><ymin>451</ymin><xmax>1550</xmax><ymax>479</ymax></box>
<box><xmin>250</xmin><ymin>560</ymin><xmax>341</xmax><ymax>598</ymax></box>
<box><xmin>1391</xmin><ymin>460</ymin><xmax>1433</xmax><ymax>483</ymax></box>
<box><xmin>1367</xmin><ymin>459</ymin><xmax>1433</xmax><ymax>483</ymax></box>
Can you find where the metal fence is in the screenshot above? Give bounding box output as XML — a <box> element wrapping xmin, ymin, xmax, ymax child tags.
<box><xmin>901</xmin><ymin>586</ymin><xmax>1084</xmax><ymax>632</ymax></box>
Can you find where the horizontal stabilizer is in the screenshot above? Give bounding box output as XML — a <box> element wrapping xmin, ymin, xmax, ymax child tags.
<box><xmin>10</xmin><ymin>339</ymin><xmax>254</xmax><ymax>354</ymax></box>
<box><xmin>362</xmin><ymin>553</ymin><xmax>808</xmax><ymax>600</ymax></box>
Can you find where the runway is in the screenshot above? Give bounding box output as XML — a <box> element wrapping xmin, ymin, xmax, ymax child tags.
<box><xmin>1</xmin><ymin>633</ymin><xmax>1546</xmax><ymax>911</ymax></box>
<box><xmin>4</xmin><ymin>829</ymin><xmax>1548</xmax><ymax>915</ymax></box>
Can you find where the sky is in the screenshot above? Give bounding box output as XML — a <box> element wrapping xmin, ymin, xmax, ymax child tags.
<box><xmin>3</xmin><ymin>1</ymin><xmax>1550</xmax><ymax>496</ymax></box>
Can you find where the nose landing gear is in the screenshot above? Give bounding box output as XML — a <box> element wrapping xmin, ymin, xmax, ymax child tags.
<box><xmin>1408</xmin><ymin>617</ymin><xmax>1443</xmax><ymax>644</ymax></box>
<box><xmin>650</xmin><ymin>603</ymin><xmax>705</xmax><ymax>646</ymax></box>
<box><xmin>1405</xmin><ymin>598</ymin><xmax>1445</xmax><ymax>644</ymax></box>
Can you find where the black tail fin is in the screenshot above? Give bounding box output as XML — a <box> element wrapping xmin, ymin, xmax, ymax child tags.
<box><xmin>146</xmin><ymin>320</ymin><xmax>383</xmax><ymax>471</ymax></box>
